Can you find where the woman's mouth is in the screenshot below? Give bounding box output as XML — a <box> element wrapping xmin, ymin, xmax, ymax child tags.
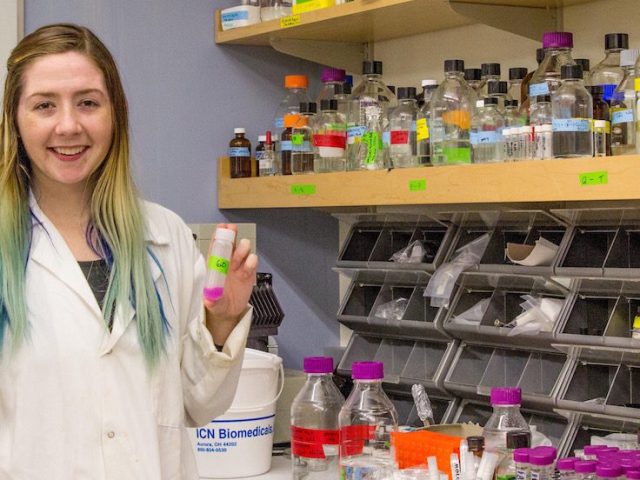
<box><xmin>49</xmin><ymin>146</ymin><xmax>89</xmax><ymax>162</ymax></box>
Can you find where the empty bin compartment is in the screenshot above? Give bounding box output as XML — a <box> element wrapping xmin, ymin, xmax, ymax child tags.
<box><xmin>444</xmin><ymin>344</ymin><xmax>494</xmax><ymax>397</ymax></box>
<box><xmin>561</xmin><ymin>294</ymin><xmax>616</xmax><ymax>337</ymax></box>
<box><xmin>337</xmin><ymin>334</ymin><xmax>382</xmax><ymax>376</ymax></box>
<box><xmin>478</xmin><ymin>348</ymin><xmax>530</xmax><ymax>393</ymax></box>
<box><xmin>453</xmin><ymin>400</ymin><xmax>493</xmax><ymax>425</ymax></box>
<box><xmin>401</xmin><ymin>341</ymin><xmax>453</xmax><ymax>391</ymax></box>
<box><xmin>558</xmin><ymin>361</ymin><xmax>620</xmax><ymax>414</ymax></box>
<box><xmin>605</xmin><ymin>364</ymin><xmax>640</xmax><ymax>416</ymax></box>
<box><xmin>557</xmin><ymin>226</ymin><xmax>618</xmax><ymax>275</ymax></box>
<box><xmin>518</xmin><ymin>352</ymin><xmax>567</xmax><ymax>399</ymax></box>
<box><xmin>339</xmin><ymin>225</ymin><xmax>382</xmax><ymax>263</ymax></box>
<box><xmin>604</xmin><ymin>226</ymin><xmax>640</xmax><ymax>277</ymax></box>
<box><xmin>340</xmin><ymin>282</ymin><xmax>383</xmax><ymax>318</ymax></box>
<box><xmin>373</xmin><ymin>338</ymin><xmax>415</xmax><ymax>384</ymax></box>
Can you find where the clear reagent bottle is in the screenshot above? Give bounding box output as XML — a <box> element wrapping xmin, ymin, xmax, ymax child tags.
<box><xmin>471</xmin><ymin>97</ymin><xmax>505</xmax><ymax>163</ymax></box>
<box><xmin>610</xmin><ymin>48</ymin><xmax>638</xmax><ymax>155</ymax></box>
<box><xmin>590</xmin><ymin>33</ymin><xmax>629</xmax><ymax>103</ymax></box>
<box><xmin>314</xmin><ymin>99</ymin><xmax>347</xmax><ymax>173</ymax></box>
<box><xmin>495</xmin><ymin>430</ymin><xmax>531</xmax><ymax>480</ymax></box>
<box><xmin>482</xmin><ymin>387</ymin><xmax>530</xmax><ymax>452</ymax></box>
<box><xmin>508</xmin><ymin>68</ymin><xmax>528</xmax><ymax>104</ymax></box>
<box><xmin>291</xmin><ymin>356</ymin><xmax>345</xmax><ymax>480</ymax></box>
<box><xmin>317</xmin><ymin>67</ymin><xmax>346</xmax><ymax>104</ymax></box>
<box><xmin>389</xmin><ymin>86</ymin><xmax>419</xmax><ymax>168</ymax></box>
<box><xmin>465</xmin><ymin>68</ymin><xmax>484</xmax><ymax>93</ymax></box>
<box><xmin>529</xmin><ymin>32</ymin><xmax>575</xmax><ymax>108</ymax></box>
<box><xmin>203</xmin><ymin>227</ymin><xmax>236</xmax><ymax>302</ymax></box>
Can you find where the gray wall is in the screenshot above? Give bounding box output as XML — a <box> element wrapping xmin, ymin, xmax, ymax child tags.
<box><xmin>24</xmin><ymin>0</ymin><xmax>340</xmax><ymax>367</ymax></box>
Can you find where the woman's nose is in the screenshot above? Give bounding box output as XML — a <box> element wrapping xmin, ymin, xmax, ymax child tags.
<box><xmin>54</xmin><ymin>106</ymin><xmax>82</xmax><ymax>136</ymax></box>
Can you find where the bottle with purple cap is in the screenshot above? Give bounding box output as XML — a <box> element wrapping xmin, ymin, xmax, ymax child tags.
<box><xmin>483</xmin><ymin>387</ymin><xmax>530</xmax><ymax>452</ymax></box>
<box><xmin>528</xmin><ymin>32</ymin><xmax>575</xmax><ymax>110</ymax></box>
<box><xmin>317</xmin><ymin>67</ymin><xmax>347</xmax><ymax>104</ymax></box>
<box><xmin>291</xmin><ymin>356</ymin><xmax>344</xmax><ymax>480</ymax></box>
<box><xmin>339</xmin><ymin>361</ymin><xmax>398</xmax><ymax>480</ymax></box>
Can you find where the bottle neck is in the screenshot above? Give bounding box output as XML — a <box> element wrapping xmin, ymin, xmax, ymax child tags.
<box><xmin>399</xmin><ymin>98</ymin><xmax>417</xmax><ymax>105</ymax></box>
<box><xmin>492</xmin><ymin>403</ymin><xmax>522</xmax><ymax>412</ymax></box>
<box><xmin>445</xmin><ymin>71</ymin><xmax>464</xmax><ymax>80</ymax></box>
<box><xmin>562</xmin><ymin>78</ymin><xmax>584</xmax><ymax>86</ymax></box>
<box><xmin>235</xmin><ymin>133</ymin><xmax>245</xmax><ymax>139</ymax></box>
<box><xmin>364</xmin><ymin>73</ymin><xmax>382</xmax><ymax>81</ymax></box>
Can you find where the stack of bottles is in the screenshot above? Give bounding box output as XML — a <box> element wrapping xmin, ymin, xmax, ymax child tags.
<box><xmin>290</xmin><ymin>358</ymin><xmax>398</xmax><ymax>480</ymax></box>
<box><xmin>228</xmin><ymin>30</ymin><xmax>640</xmax><ymax>178</ymax></box>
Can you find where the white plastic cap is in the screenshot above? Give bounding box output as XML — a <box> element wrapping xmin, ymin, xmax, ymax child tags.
<box><xmin>234</xmin><ymin>127</ymin><xmax>246</xmax><ymax>134</ymax></box>
<box><xmin>620</xmin><ymin>49</ymin><xmax>639</xmax><ymax>67</ymax></box>
<box><xmin>476</xmin><ymin>100</ymin><xmax>485</xmax><ymax>108</ymax></box>
<box><xmin>258</xmin><ymin>135</ymin><xmax>266</xmax><ymax>142</ymax></box>
<box><xmin>214</xmin><ymin>227</ymin><xmax>236</xmax><ymax>243</ymax></box>
<box><xmin>421</xmin><ymin>79</ymin><xmax>438</xmax><ymax>87</ymax></box>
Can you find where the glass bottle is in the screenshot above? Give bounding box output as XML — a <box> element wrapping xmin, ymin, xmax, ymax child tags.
<box><xmin>430</xmin><ymin>59</ymin><xmax>477</xmax><ymax>165</ymax></box>
<box><xmin>589</xmin><ymin>85</ymin><xmax>611</xmax><ymax>156</ymax></box>
<box><xmin>504</xmin><ymin>100</ymin><xmax>524</xmax><ymax>127</ymax></box>
<box><xmin>255</xmin><ymin>134</ymin><xmax>266</xmax><ymax>177</ymax></box>
<box><xmin>495</xmin><ymin>431</ymin><xmax>531</xmax><ymax>480</ymax></box>
<box><xmin>529</xmin><ymin>32</ymin><xmax>575</xmax><ymax>107</ymax></box>
<box><xmin>314</xmin><ymin>99</ymin><xmax>347</xmax><ymax>173</ymax></box>
<box><xmin>521</xmin><ymin>47</ymin><xmax>546</xmax><ymax>116</ymax></box>
<box><xmin>575</xmin><ymin>461</ymin><xmax>598</xmax><ymax>480</ymax></box>
<box><xmin>347</xmin><ymin>60</ymin><xmax>396</xmax><ymax>171</ymax></box>
<box><xmin>471</xmin><ymin>98</ymin><xmax>505</xmax><ymax>163</ymax></box>
<box><xmin>610</xmin><ymin>49</ymin><xmax>638</xmax><ymax>155</ymax></box>
<box><xmin>530</xmin><ymin>94</ymin><xmax>553</xmax><ymax>159</ymax></box>
<box><xmin>417</xmin><ymin>80</ymin><xmax>438</xmax><ymax>166</ymax></box>
<box><xmin>590</xmin><ymin>33</ymin><xmax>629</xmax><ymax>103</ymax></box>
<box><xmin>593</xmin><ymin>120</ymin><xmax>610</xmax><ymax>157</ymax></box>
<box><xmin>489</xmin><ymin>80</ymin><xmax>509</xmax><ymax>113</ymax></box>
<box><xmin>275</xmin><ymin>74</ymin><xmax>310</xmax><ymax>133</ymax></box>
<box><xmin>557</xmin><ymin>458</ymin><xmax>578</xmax><ymax>480</ymax></box>
<box><xmin>291</xmin><ymin>357</ymin><xmax>344</xmax><ymax>480</ymax></box>
<box><xmin>259</xmin><ymin>131</ymin><xmax>278</xmax><ymax>176</ymax></box>
<box><xmin>280</xmin><ymin>114</ymin><xmax>297</xmax><ymax>176</ymax></box>
<box><xmin>339</xmin><ymin>361</ymin><xmax>398</xmax><ymax>480</ymax></box>
<box><xmin>389</xmin><ymin>87</ymin><xmax>419</xmax><ymax>168</ymax></box>
<box><xmin>291</xmin><ymin>106</ymin><xmax>314</xmax><ymax>175</ymax></box>
<box><xmin>465</xmin><ymin>68</ymin><xmax>483</xmax><ymax>93</ymax></box>
<box><xmin>479</xmin><ymin>63</ymin><xmax>501</xmax><ymax>99</ymax></box>
<box><xmin>508</xmin><ymin>68</ymin><xmax>528</xmax><ymax>104</ymax></box>
<box><xmin>575</xmin><ymin>59</ymin><xmax>592</xmax><ymax>86</ymax></box>
<box><xmin>552</xmin><ymin>64</ymin><xmax>594</xmax><ymax>158</ymax></box>
<box><xmin>483</xmin><ymin>387</ymin><xmax>530</xmax><ymax>452</ymax></box>
<box><xmin>317</xmin><ymin>67</ymin><xmax>346</xmax><ymax>104</ymax></box>
<box><xmin>333</xmin><ymin>83</ymin><xmax>353</xmax><ymax>122</ymax></box>
<box><xmin>229</xmin><ymin>127</ymin><xmax>252</xmax><ymax>178</ymax></box>
<box><xmin>260</xmin><ymin>0</ymin><xmax>292</xmax><ymax>21</ymax></box>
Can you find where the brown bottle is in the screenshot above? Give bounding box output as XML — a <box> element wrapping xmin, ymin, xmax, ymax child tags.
<box><xmin>229</xmin><ymin>128</ymin><xmax>252</xmax><ymax>178</ymax></box>
<box><xmin>589</xmin><ymin>85</ymin><xmax>612</xmax><ymax>156</ymax></box>
<box><xmin>280</xmin><ymin>114</ymin><xmax>299</xmax><ymax>176</ymax></box>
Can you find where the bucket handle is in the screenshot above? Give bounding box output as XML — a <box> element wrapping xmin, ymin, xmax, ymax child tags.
<box><xmin>230</xmin><ymin>363</ymin><xmax>285</xmax><ymax>413</ymax></box>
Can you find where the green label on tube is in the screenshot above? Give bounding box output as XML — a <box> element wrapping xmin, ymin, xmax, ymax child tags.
<box><xmin>291</xmin><ymin>184</ymin><xmax>316</xmax><ymax>195</ymax></box>
<box><xmin>579</xmin><ymin>170</ymin><xmax>608</xmax><ymax>186</ymax></box>
<box><xmin>443</xmin><ymin>147</ymin><xmax>471</xmax><ymax>164</ymax></box>
<box><xmin>409</xmin><ymin>179</ymin><xmax>426</xmax><ymax>192</ymax></box>
<box><xmin>208</xmin><ymin>256</ymin><xmax>230</xmax><ymax>274</ymax></box>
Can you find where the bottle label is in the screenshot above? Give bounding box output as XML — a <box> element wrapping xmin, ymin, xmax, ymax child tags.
<box><xmin>362</xmin><ymin>131</ymin><xmax>383</xmax><ymax>165</ymax></box>
<box><xmin>529</xmin><ymin>82</ymin><xmax>550</xmax><ymax>97</ymax></box>
<box><xmin>255</xmin><ymin>150</ymin><xmax>265</xmax><ymax>161</ymax></box>
<box><xmin>221</xmin><ymin>10</ymin><xmax>249</xmax><ymax>21</ymax></box>
<box><xmin>443</xmin><ymin>147</ymin><xmax>471</xmax><ymax>164</ymax></box>
<box><xmin>382</xmin><ymin>131</ymin><xmax>391</xmax><ymax>146</ymax></box>
<box><xmin>416</xmin><ymin>118</ymin><xmax>430</xmax><ymax>141</ymax></box>
<box><xmin>275</xmin><ymin>117</ymin><xmax>284</xmax><ymax>129</ymax></box>
<box><xmin>611</xmin><ymin>108</ymin><xmax>634</xmax><ymax>125</ymax></box>
<box><xmin>340</xmin><ymin>425</ymin><xmax>376</xmax><ymax>457</ymax></box>
<box><xmin>207</xmin><ymin>255</ymin><xmax>229</xmax><ymax>274</ymax></box>
<box><xmin>293</xmin><ymin>141</ymin><xmax>312</xmax><ymax>152</ymax></box>
<box><xmin>516</xmin><ymin>468</ymin><xmax>526</xmax><ymax>480</ymax></box>
<box><xmin>347</xmin><ymin>125</ymin><xmax>366</xmax><ymax>144</ymax></box>
<box><xmin>291</xmin><ymin>426</ymin><xmax>339</xmax><ymax>459</ymax></box>
<box><xmin>594</xmin><ymin>121</ymin><xmax>611</xmax><ymax>134</ymax></box>
<box><xmin>552</xmin><ymin>118</ymin><xmax>591</xmax><ymax>132</ymax></box>
<box><xmin>635</xmin><ymin>78</ymin><xmax>640</xmax><ymax>92</ymax></box>
<box><xmin>314</xmin><ymin>133</ymin><xmax>346</xmax><ymax>149</ymax></box>
<box><xmin>470</xmin><ymin>131</ymin><xmax>500</xmax><ymax>145</ymax></box>
<box><xmin>390</xmin><ymin>130</ymin><xmax>409</xmax><ymax>145</ymax></box>
<box><xmin>530</xmin><ymin>472</ymin><xmax>540</xmax><ymax>480</ymax></box>
<box><xmin>228</xmin><ymin>147</ymin><xmax>250</xmax><ymax>157</ymax></box>
<box><xmin>601</xmin><ymin>84</ymin><xmax>617</xmax><ymax>102</ymax></box>
<box><xmin>280</xmin><ymin>140</ymin><xmax>293</xmax><ymax>151</ymax></box>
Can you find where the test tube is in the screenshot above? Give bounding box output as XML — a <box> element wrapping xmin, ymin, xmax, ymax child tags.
<box><xmin>575</xmin><ymin>461</ymin><xmax>598</xmax><ymax>480</ymax></box>
<box><xmin>528</xmin><ymin>450</ymin><xmax>555</xmax><ymax>480</ymax></box>
<box><xmin>514</xmin><ymin>448</ymin><xmax>531</xmax><ymax>480</ymax></box>
<box><xmin>557</xmin><ymin>457</ymin><xmax>577</xmax><ymax>480</ymax></box>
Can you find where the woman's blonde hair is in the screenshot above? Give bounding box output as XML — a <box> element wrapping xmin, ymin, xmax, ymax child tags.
<box><xmin>0</xmin><ymin>23</ymin><xmax>168</xmax><ymax>366</ymax></box>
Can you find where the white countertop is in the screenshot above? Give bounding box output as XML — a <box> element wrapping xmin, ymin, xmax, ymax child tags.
<box><xmin>201</xmin><ymin>455</ymin><xmax>291</xmax><ymax>480</ymax></box>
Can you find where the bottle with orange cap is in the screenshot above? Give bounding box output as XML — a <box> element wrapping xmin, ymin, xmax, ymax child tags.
<box><xmin>275</xmin><ymin>75</ymin><xmax>310</xmax><ymax>133</ymax></box>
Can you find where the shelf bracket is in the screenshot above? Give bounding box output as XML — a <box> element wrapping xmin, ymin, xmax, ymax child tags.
<box><xmin>449</xmin><ymin>1</ymin><xmax>560</xmax><ymax>41</ymax></box>
<box><xmin>270</xmin><ymin>37</ymin><xmax>365</xmax><ymax>72</ymax></box>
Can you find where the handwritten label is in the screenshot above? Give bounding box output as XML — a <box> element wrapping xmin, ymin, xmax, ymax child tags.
<box><xmin>416</xmin><ymin>118</ymin><xmax>429</xmax><ymax>141</ymax></box>
<box><xmin>635</xmin><ymin>78</ymin><xmax>640</xmax><ymax>92</ymax></box>
<box><xmin>409</xmin><ymin>179</ymin><xmax>426</xmax><ymax>192</ymax></box>
<box><xmin>291</xmin><ymin>184</ymin><xmax>316</xmax><ymax>195</ymax></box>
<box><xmin>280</xmin><ymin>14</ymin><xmax>301</xmax><ymax>28</ymax></box>
<box><xmin>579</xmin><ymin>171</ymin><xmax>608</xmax><ymax>186</ymax></box>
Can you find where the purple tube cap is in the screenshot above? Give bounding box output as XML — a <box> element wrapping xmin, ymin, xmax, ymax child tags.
<box><xmin>584</xmin><ymin>445</ymin><xmax>609</xmax><ymax>455</ymax></box>
<box><xmin>622</xmin><ymin>462</ymin><xmax>640</xmax><ymax>473</ymax></box>
<box><xmin>321</xmin><ymin>67</ymin><xmax>346</xmax><ymax>83</ymax></box>
<box><xmin>303</xmin><ymin>356</ymin><xmax>333</xmax><ymax>374</ymax></box>
<box><xmin>626</xmin><ymin>469</ymin><xmax>640</xmax><ymax>480</ymax></box>
<box><xmin>542</xmin><ymin>31</ymin><xmax>574</xmax><ymax>49</ymax></box>
<box><xmin>557</xmin><ymin>458</ymin><xmax>577</xmax><ymax>471</ymax></box>
<box><xmin>352</xmin><ymin>361</ymin><xmax>384</xmax><ymax>380</ymax></box>
<box><xmin>514</xmin><ymin>448</ymin><xmax>531</xmax><ymax>463</ymax></box>
<box><xmin>529</xmin><ymin>451</ymin><xmax>555</xmax><ymax>466</ymax></box>
<box><xmin>490</xmin><ymin>387</ymin><xmax>522</xmax><ymax>405</ymax></box>
<box><xmin>575</xmin><ymin>461</ymin><xmax>598</xmax><ymax>474</ymax></box>
<box><xmin>596</xmin><ymin>464</ymin><xmax>624</xmax><ymax>478</ymax></box>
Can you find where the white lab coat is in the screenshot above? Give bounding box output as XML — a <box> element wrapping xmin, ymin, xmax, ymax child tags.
<box><xmin>0</xmin><ymin>194</ymin><xmax>251</xmax><ymax>479</ymax></box>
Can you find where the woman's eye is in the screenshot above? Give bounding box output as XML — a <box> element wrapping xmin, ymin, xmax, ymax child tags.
<box><xmin>79</xmin><ymin>99</ymin><xmax>99</xmax><ymax>108</ymax></box>
<box><xmin>35</xmin><ymin>102</ymin><xmax>53</xmax><ymax>110</ymax></box>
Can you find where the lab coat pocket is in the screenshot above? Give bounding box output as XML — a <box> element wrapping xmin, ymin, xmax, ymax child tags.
<box><xmin>156</xmin><ymin>424</ymin><xmax>183</xmax><ymax>480</ymax></box>
<box><xmin>151</xmin><ymin>353</ymin><xmax>185</xmax><ymax>428</ymax></box>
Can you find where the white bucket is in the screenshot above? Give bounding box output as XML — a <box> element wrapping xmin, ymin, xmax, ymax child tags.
<box><xmin>191</xmin><ymin>348</ymin><xmax>284</xmax><ymax>478</ymax></box>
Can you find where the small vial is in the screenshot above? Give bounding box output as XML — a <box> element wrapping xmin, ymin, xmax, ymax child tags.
<box><xmin>593</xmin><ymin>120</ymin><xmax>610</xmax><ymax>157</ymax></box>
<box><xmin>503</xmin><ymin>128</ymin><xmax>514</xmax><ymax>160</ymax></box>
<box><xmin>258</xmin><ymin>131</ymin><xmax>278</xmax><ymax>176</ymax></box>
<box><xmin>595</xmin><ymin>464</ymin><xmax>623</xmax><ymax>480</ymax></box>
<box><xmin>255</xmin><ymin>134</ymin><xmax>266</xmax><ymax>177</ymax></box>
<box><xmin>582</xmin><ymin>446</ymin><xmax>607</xmax><ymax>460</ymax></box>
<box><xmin>626</xmin><ymin>469</ymin><xmax>640</xmax><ymax>480</ymax></box>
<box><xmin>514</xmin><ymin>448</ymin><xmax>531</xmax><ymax>480</ymax></box>
<box><xmin>557</xmin><ymin>457</ymin><xmax>578</xmax><ymax>480</ymax></box>
<box><xmin>203</xmin><ymin>227</ymin><xmax>236</xmax><ymax>302</ymax></box>
<box><xmin>575</xmin><ymin>461</ymin><xmax>598</xmax><ymax>480</ymax></box>
<box><xmin>467</xmin><ymin>436</ymin><xmax>485</xmax><ymax>472</ymax></box>
<box><xmin>528</xmin><ymin>450</ymin><xmax>555</xmax><ymax>480</ymax></box>
<box><xmin>519</xmin><ymin>126</ymin><xmax>534</xmax><ymax>160</ymax></box>
<box><xmin>534</xmin><ymin>124</ymin><xmax>553</xmax><ymax>159</ymax></box>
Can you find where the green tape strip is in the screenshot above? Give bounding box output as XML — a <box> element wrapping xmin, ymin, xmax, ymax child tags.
<box><xmin>579</xmin><ymin>170</ymin><xmax>608</xmax><ymax>186</ymax></box>
<box><xmin>208</xmin><ymin>256</ymin><xmax>230</xmax><ymax>274</ymax></box>
<box><xmin>291</xmin><ymin>184</ymin><xmax>316</xmax><ymax>195</ymax></box>
<box><xmin>409</xmin><ymin>179</ymin><xmax>426</xmax><ymax>192</ymax></box>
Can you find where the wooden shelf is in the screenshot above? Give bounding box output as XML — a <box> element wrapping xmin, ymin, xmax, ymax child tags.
<box><xmin>215</xmin><ymin>0</ymin><xmax>598</xmax><ymax>66</ymax></box>
<box><xmin>217</xmin><ymin>155</ymin><xmax>640</xmax><ymax>209</ymax></box>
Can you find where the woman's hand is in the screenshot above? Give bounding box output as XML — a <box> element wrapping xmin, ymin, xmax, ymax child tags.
<box><xmin>204</xmin><ymin>224</ymin><xmax>258</xmax><ymax>346</ymax></box>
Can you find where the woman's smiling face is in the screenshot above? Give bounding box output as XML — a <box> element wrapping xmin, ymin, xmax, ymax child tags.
<box><xmin>16</xmin><ymin>50</ymin><xmax>113</xmax><ymax>193</ymax></box>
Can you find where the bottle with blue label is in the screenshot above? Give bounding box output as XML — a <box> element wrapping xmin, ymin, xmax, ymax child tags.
<box><xmin>347</xmin><ymin>60</ymin><xmax>396</xmax><ymax>171</ymax></box>
<box><xmin>388</xmin><ymin>87</ymin><xmax>418</xmax><ymax>168</ymax></box>
<box><xmin>229</xmin><ymin>128</ymin><xmax>252</xmax><ymax>178</ymax></box>
<box><xmin>430</xmin><ymin>59</ymin><xmax>477</xmax><ymax>165</ymax></box>
<box><xmin>552</xmin><ymin>64</ymin><xmax>593</xmax><ymax>158</ymax></box>
<box><xmin>472</xmin><ymin>98</ymin><xmax>505</xmax><ymax>163</ymax></box>
<box><xmin>610</xmin><ymin>48</ymin><xmax>638</xmax><ymax>155</ymax></box>
<box><xmin>528</xmin><ymin>32</ymin><xmax>575</xmax><ymax>111</ymax></box>
<box><xmin>291</xmin><ymin>103</ymin><xmax>315</xmax><ymax>175</ymax></box>
<box><xmin>590</xmin><ymin>33</ymin><xmax>629</xmax><ymax>103</ymax></box>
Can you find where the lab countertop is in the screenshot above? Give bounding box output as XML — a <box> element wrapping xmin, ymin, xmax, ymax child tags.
<box><xmin>201</xmin><ymin>455</ymin><xmax>291</xmax><ymax>480</ymax></box>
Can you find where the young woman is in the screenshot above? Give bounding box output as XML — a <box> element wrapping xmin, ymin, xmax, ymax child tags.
<box><xmin>0</xmin><ymin>23</ymin><xmax>257</xmax><ymax>478</ymax></box>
